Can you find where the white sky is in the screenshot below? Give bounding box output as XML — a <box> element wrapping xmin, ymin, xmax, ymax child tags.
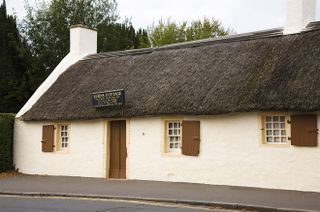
<box><xmin>5</xmin><ymin>0</ymin><xmax>320</xmax><ymax>33</ymax></box>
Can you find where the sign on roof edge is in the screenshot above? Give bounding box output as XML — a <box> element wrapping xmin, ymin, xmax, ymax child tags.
<box><xmin>92</xmin><ymin>89</ymin><xmax>125</xmax><ymax>108</ymax></box>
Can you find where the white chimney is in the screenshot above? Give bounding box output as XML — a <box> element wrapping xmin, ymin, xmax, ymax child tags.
<box><xmin>284</xmin><ymin>0</ymin><xmax>317</xmax><ymax>34</ymax></box>
<box><xmin>70</xmin><ymin>24</ymin><xmax>97</xmax><ymax>57</ymax></box>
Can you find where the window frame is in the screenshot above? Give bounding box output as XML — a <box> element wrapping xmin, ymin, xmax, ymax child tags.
<box><xmin>55</xmin><ymin>123</ymin><xmax>71</xmax><ymax>152</ymax></box>
<box><xmin>162</xmin><ymin>117</ymin><xmax>184</xmax><ymax>156</ymax></box>
<box><xmin>260</xmin><ymin>113</ymin><xmax>290</xmax><ymax>146</ymax></box>
<box><xmin>165</xmin><ymin>120</ymin><xmax>183</xmax><ymax>153</ymax></box>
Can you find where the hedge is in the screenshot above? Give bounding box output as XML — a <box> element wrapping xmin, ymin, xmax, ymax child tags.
<box><xmin>0</xmin><ymin>113</ymin><xmax>15</xmax><ymax>172</ymax></box>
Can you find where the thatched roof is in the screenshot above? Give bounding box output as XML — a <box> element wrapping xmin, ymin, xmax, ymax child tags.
<box><xmin>22</xmin><ymin>27</ymin><xmax>320</xmax><ymax>121</ymax></box>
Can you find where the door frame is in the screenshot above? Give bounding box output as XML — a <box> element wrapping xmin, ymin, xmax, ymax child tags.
<box><xmin>104</xmin><ymin>119</ymin><xmax>130</xmax><ymax>179</ymax></box>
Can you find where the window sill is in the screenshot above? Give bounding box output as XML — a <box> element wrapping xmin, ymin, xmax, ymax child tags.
<box><xmin>55</xmin><ymin>149</ymin><xmax>70</xmax><ymax>154</ymax></box>
<box><xmin>161</xmin><ymin>151</ymin><xmax>183</xmax><ymax>158</ymax></box>
<box><xmin>260</xmin><ymin>143</ymin><xmax>290</xmax><ymax>148</ymax></box>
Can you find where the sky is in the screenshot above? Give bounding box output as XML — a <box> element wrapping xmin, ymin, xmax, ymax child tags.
<box><xmin>5</xmin><ymin>0</ymin><xmax>320</xmax><ymax>33</ymax></box>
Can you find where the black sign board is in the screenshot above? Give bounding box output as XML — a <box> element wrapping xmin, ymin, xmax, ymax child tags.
<box><xmin>92</xmin><ymin>89</ymin><xmax>125</xmax><ymax>108</ymax></box>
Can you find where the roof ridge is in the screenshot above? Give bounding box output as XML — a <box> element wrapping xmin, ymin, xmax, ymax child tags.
<box><xmin>82</xmin><ymin>27</ymin><xmax>283</xmax><ymax>61</ymax></box>
<box><xmin>81</xmin><ymin>21</ymin><xmax>320</xmax><ymax>61</ymax></box>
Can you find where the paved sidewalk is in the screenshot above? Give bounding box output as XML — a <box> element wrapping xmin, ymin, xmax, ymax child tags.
<box><xmin>0</xmin><ymin>175</ymin><xmax>320</xmax><ymax>211</ymax></box>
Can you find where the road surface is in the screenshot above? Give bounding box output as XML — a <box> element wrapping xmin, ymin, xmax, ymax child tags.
<box><xmin>0</xmin><ymin>195</ymin><xmax>239</xmax><ymax>212</ymax></box>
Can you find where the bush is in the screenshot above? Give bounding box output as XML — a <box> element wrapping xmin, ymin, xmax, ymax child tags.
<box><xmin>0</xmin><ymin>113</ymin><xmax>15</xmax><ymax>172</ymax></box>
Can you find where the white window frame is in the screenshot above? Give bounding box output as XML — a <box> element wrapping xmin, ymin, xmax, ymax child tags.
<box><xmin>57</xmin><ymin>124</ymin><xmax>70</xmax><ymax>151</ymax></box>
<box><xmin>261</xmin><ymin>114</ymin><xmax>289</xmax><ymax>145</ymax></box>
<box><xmin>165</xmin><ymin>120</ymin><xmax>182</xmax><ymax>153</ymax></box>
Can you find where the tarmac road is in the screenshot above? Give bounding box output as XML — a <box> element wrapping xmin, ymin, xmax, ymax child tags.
<box><xmin>0</xmin><ymin>195</ymin><xmax>239</xmax><ymax>212</ymax></box>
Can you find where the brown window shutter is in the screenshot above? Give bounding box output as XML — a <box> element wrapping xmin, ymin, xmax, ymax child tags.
<box><xmin>42</xmin><ymin>125</ymin><xmax>55</xmax><ymax>152</ymax></box>
<box><xmin>291</xmin><ymin>115</ymin><xmax>318</xmax><ymax>147</ymax></box>
<box><xmin>182</xmin><ymin>121</ymin><xmax>200</xmax><ymax>156</ymax></box>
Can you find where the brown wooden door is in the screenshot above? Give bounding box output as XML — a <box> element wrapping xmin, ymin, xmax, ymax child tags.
<box><xmin>109</xmin><ymin>120</ymin><xmax>127</xmax><ymax>179</ymax></box>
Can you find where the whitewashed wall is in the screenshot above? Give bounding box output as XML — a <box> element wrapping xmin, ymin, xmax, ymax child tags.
<box><xmin>128</xmin><ymin>113</ymin><xmax>320</xmax><ymax>192</ymax></box>
<box><xmin>14</xmin><ymin>119</ymin><xmax>105</xmax><ymax>178</ymax></box>
<box><xmin>14</xmin><ymin>113</ymin><xmax>320</xmax><ymax>192</ymax></box>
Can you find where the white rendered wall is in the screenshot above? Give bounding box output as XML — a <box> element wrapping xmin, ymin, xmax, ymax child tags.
<box><xmin>14</xmin><ymin>119</ymin><xmax>105</xmax><ymax>177</ymax></box>
<box><xmin>14</xmin><ymin>113</ymin><xmax>320</xmax><ymax>192</ymax></box>
<box><xmin>128</xmin><ymin>113</ymin><xmax>320</xmax><ymax>192</ymax></box>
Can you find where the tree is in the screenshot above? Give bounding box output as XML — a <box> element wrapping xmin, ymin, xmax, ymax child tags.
<box><xmin>97</xmin><ymin>20</ymin><xmax>150</xmax><ymax>52</ymax></box>
<box><xmin>148</xmin><ymin>17</ymin><xmax>232</xmax><ymax>47</ymax></box>
<box><xmin>134</xmin><ymin>29</ymin><xmax>150</xmax><ymax>49</ymax></box>
<box><xmin>148</xmin><ymin>19</ymin><xmax>186</xmax><ymax>47</ymax></box>
<box><xmin>0</xmin><ymin>0</ymin><xmax>31</xmax><ymax>112</ymax></box>
<box><xmin>22</xmin><ymin>0</ymin><xmax>119</xmax><ymax>79</ymax></box>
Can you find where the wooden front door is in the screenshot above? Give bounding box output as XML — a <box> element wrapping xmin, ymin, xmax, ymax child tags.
<box><xmin>109</xmin><ymin>120</ymin><xmax>127</xmax><ymax>179</ymax></box>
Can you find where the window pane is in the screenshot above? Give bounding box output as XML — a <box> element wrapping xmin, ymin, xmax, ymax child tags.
<box><xmin>281</xmin><ymin>130</ymin><xmax>286</xmax><ymax>136</ymax></box>
<box><xmin>280</xmin><ymin>123</ymin><xmax>285</xmax><ymax>128</ymax></box>
<box><xmin>266</xmin><ymin>116</ymin><xmax>271</xmax><ymax>122</ymax></box>
<box><xmin>273</xmin><ymin>116</ymin><xmax>279</xmax><ymax>122</ymax></box>
<box><xmin>169</xmin><ymin>123</ymin><xmax>172</xmax><ymax>128</ymax></box>
<box><xmin>170</xmin><ymin>137</ymin><xmax>174</xmax><ymax>142</ymax></box>
<box><xmin>267</xmin><ymin>130</ymin><xmax>272</xmax><ymax>135</ymax></box>
<box><xmin>281</xmin><ymin>137</ymin><xmax>287</xmax><ymax>143</ymax></box>
<box><xmin>274</xmin><ymin>137</ymin><xmax>280</xmax><ymax>143</ymax></box>
<box><xmin>274</xmin><ymin>130</ymin><xmax>279</xmax><ymax>135</ymax></box>
<box><xmin>173</xmin><ymin>123</ymin><xmax>177</xmax><ymax>128</ymax></box>
<box><xmin>267</xmin><ymin>137</ymin><xmax>273</xmax><ymax>142</ymax></box>
<box><xmin>174</xmin><ymin>129</ymin><xmax>177</xmax><ymax>135</ymax></box>
<box><xmin>168</xmin><ymin>130</ymin><xmax>172</xmax><ymax>135</ymax></box>
<box><xmin>273</xmin><ymin>123</ymin><xmax>279</xmax><ymax>128</ymax></box>
<box><xmin>170</xmin><ymin>143</ymin><xmax>174</xmax><ymax>148</ymax></box>
<box><xmin>266</xmin><ymin>123</ymin><xmax>272</xmax><ymax>129</ymax></box>
<box><xmin>280</xmin><ymin>116</ymin><xmax>285</xmax><ymax>122</ymax></box>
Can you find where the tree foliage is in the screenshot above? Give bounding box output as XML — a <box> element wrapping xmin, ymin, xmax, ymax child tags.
<box><xmin>0</xmin><ymin>113</ymin><xmax>15</xmax><ymax>172</ymax></box>
<box><xmin>0</xmin><ymin>0</ymin><xmax>31</xmax><ymax>112</ymax></box>
<box><xmin>149</xmin><ymin>17</ymin><xmax>232</xmax><ymax>47</ymax></box>
<box><xmin>97</xmin><ymin>20</ymin><xmax>150</xmax><ymax>52</ymax></box>
<box><xmin>22</xmin><ymin>0</ymin><xmax>119</xmax><ymax>76</ymax></box>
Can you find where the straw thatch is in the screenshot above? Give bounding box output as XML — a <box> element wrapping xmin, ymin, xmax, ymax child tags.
<box><xmin>22</xmin><ymin>28</ymin><xmax>320</xmax><ymax>121</ymax></box>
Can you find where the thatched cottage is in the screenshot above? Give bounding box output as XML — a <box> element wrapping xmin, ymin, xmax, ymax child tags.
<box><xmin>14</xmin><ymin>0</ymin><xmax>320</xmax><ymax>192</ymax></box>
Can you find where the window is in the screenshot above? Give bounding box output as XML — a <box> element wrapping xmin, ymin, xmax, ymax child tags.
<box><xmin>58</xmin><ymin>125</ymin><xmax>69</xmax><ymax>150</ymax></box>
<box><xmin>166</xmin><ymin>121</ymin><xmax>182</xmax><ymax>152</ymax></box>
<box><xmin>164</xmin><ymin>120</ymin><xmax>200</xmax><ymax>156</ymax></box>
<box><xmin>263</xmin><ymin>115</ymin><xmax>287</xmax><ymax>144</ymax></box>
